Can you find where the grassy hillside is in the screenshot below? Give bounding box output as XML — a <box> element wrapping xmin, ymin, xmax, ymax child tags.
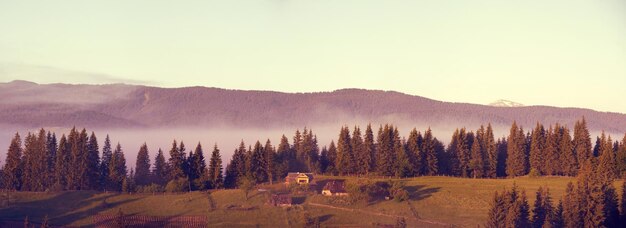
<box><xmin>1</xmin><ymin>176</ymin><xmax>621</xmax><ymax>227</ymax></box>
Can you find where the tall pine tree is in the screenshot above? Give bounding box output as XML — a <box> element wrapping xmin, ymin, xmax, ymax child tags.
<box><xmin>2</xmin><ymin>133</ymin><xmax>22</xmax><ymax>190</ymax></box>
<box><xmin>337</xmin><ymin>126</ymin><xmax>354</xmax><ymax>175</ymax></box>
<box><xmin>506</xmin><ymin>122</ymin><xmax>528</xmax><ymax>177</ymax></box>
<box><xmin>152</xmin><ymin>148</ymin><xmax>167</xmax><ymax>186</ymax></box>
<box><xmin>134</xmin><ymin>143</ymin><xmax>151</xmax><ymax>186</ymax></box>
<box><xmin>208</xmin><ymin>144</ymin><xmax>223</xmax><ymax>188</ymax></box>
<box><xmin>86</xmin><ymin>132</ymin><xmax>100</xmax><ymax>190</ymax></box>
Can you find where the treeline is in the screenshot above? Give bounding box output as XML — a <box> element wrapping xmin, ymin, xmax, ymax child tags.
<box><xmin>0</xmin><ymin>127</ymin><xmax>224</xmax><ymax>192</ymax></box>
<box><xmin>223</xmin><ymin>118</ymin><xmax>626</xmax><ymax>188</ymax></box>
<box><xmin>487</xmin><ymin>160</ymin><xmax>626</xmax><ymax>228</ymax></box>
<box><xmin>2</xmin><ymin>118</ymin><xmax>626</xmax><ymax>192</ymax></box>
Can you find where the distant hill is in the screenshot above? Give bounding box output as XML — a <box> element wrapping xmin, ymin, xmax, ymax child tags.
<box><xmin>1</xmin><ymin>80</ymin><xmax>625</xmax><ymax>133</ymax></box>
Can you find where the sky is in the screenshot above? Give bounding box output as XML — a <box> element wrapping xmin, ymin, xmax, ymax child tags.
<box><xmin>0</xmin><ymin>0</ymin><xmax>625</xmax><ymax>113</ymax></box>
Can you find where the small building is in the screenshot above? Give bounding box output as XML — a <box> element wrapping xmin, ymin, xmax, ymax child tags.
<box><xmin>285</xmin><ymin>172</ymin><xmax>314</xmax><ymax>185</ymax></box>
<box><xmin>268</xmin><ymin>193</ymin><xmax>292</xmax><ymax>207</ymax></box>
<box><xmin>322</xmin><ymin>181</ymin><xmax>348</xmax><ymax>196</ymax></box>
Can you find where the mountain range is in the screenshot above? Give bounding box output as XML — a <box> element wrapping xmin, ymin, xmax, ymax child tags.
<box><xmin>1</xmin><ymin>80</ymin><xmax>625</xmax><ymax>134</ymax></box>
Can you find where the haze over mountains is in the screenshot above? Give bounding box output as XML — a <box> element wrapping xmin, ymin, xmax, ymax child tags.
<box><xmin>1</xmin><ymin>80</ymin><xmax>625</xmax><ymax>134</ymax></box>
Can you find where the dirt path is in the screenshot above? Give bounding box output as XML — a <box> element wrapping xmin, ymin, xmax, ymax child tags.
<box><xmin>307</xmin><ymin>202</ymin><xmax>450</xmax><ymax>227</ymax></box>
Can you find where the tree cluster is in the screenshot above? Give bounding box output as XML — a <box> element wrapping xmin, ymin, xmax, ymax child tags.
<box><xmin>487</xmin><ymin>159</ymin><xmax>626</xmax><ymax>228</ymax></box>
<box><xmin>1</xmin><ymin>128</ymin><xmax>224</xmax><ymax>192</ymax></box>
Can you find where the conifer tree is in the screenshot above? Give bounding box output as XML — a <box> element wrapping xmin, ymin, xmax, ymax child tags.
<box><xmin>108</xmin><ymin>143</ymin><xmax>127</xmax><ymax>191</ymax></box>
<box><xmin>376</xmin><ymin>125</ymin><xmax>399</xmax><ymax>176</ymax></box>
<box><xmin>484</xmin><ymin>124</ymin><xmax>498</xmax><ymax>178</ymax></box>
<box><xmin>86</xmin><ymin>132</ymin><xmax>100</xmax><ymax>190</ymax></box>
<box><xmin>233</xmin><ymin>141</ymin><xmax>248</xmax><ymax>178</ymax></box>
<box><xmin>619</xmin><ymin>181</ymin><xmax>626</xmax><ymax>225</ymax></box>
<box><xmin>532</xmin><ymin>187</ymin><xmax>551</xmax><ymax>228</ymax></box>
<box><xmin>66</xmin><ymin>128</ymin><xmax>89</xmax><ymax>190</ymax></box>
<box><xmin>275</xmin><ymin>135</ymin><xmax>292</xmax><ymax>177</ymax></box>
<box><xmin>615</xmin><ymin>134</ymin><xmax>626</xmax><ymax>176</ymax></box>
<box><xmin>199</xmin><ymin>143</ymin><xmax>212</xmax><ymax>189</ymax></box>
<box><xmin>301</xmin><ymin>129</ymin><xmax>320</xmax><ymax>173</ymax></box>
<box><xmin>187</xmin><ymin>144</ymin><xmax>197</xmax><ymax>182</ymax></box>
<box><xmin>263</xmin><ymin>140</ymin><xmax>275</xmax><ymax>184</ymax></box>
<box><xmin>456</xmin><ymin>128</ymin><xmax>472</xmax><ymax>177</ymax></box>
<box><xmin>506</xmin><ymin>122</ymin><xmax>528</xmax><ymax>177</ymax></box>
<box><xmin>552</xmin><ymin>201</ymin><xmax>564</xmax><ymax>228</ymax></box>
<box><xmin>433</xmin><ymin>138</ymin><xmax>447</xmax><ymax>175</ymax></box>
<box><xmin>21</xmin><ymin>133</ymin><xmax>38</xmax><ymax>191</ymax></box>
<box><xmin>423</xmin><ymin>128</ymin><xmax>439</xmax><ymax>176</ymax></box>
<box><xmin>593</xmin><ymin>136</ymin><xmax>602</xmax><ymax>157</ymax></box>
<box><xmin>352</xmin><ymin>126</ymin><xmax>369</xmax><ymax>175</ymax></box>
<box><xmin>496</xmin><ymin>137</ymin><xmax>508</xmax><ymax>177</ymax></box>
<box><xmin>45</xmin><ymin>132</ymin><xmax>57</xmax><ymax>190</ymax></box>
<box><xmin>364</xmin><ymin>124</ymin><xmax>376</xmax><ymax>173</ymax></box>
<box><xmin>544</xmin><ymin>126</ymin><xmax>560</xmax><ymax>176</ymax></box>
<box><xmin>469</xmin><ymin>127</ymin><xmax>486</xmax><ymax>178</ymax></box>
<box><xmin>326</xmin><ymin>141</ymin><xmax>337</xmax><ymax>175</ymax></box>
<box><xmin>208</xmin><ymin>144</ymin><xmax>223</xmax><ymax>189</ymax></box>
<box><xmin>597</xmin><ymin>133</ymin><xmax>618</xmax><ymax>182</ymax></box>
<box><xmin>486</xmin><ymin>191</ymin><xmax>506</xmax><ymax>228</ymax></box>
<box><xmin>2</xmin><ymin>133</ymin><xmax>22</xmax><ymax>190</ymax></box>
<box><xmin>167</xmin><ymin>140</ymin><xmax>187</xmax><ymax>180</ymax></box>
<box><xmin>224</xmin><ymin>163</ymin><xmax>237</xmax><ymax>189</ymax></box>
<box><xmin>318</xmin><ymin>146</ymin><xmax>329</xmax><ymax>175</ymax></box>
<box><xmin>529</xmin><ymin>123</ymin><xmax>546</xmax><ymax>175</ymax></box>
<box><xmin>152</xmin><ymin>148</ymin><xmax>167</xmax><ymax>186</ymax></box>
<box><xmin>134</xmin><ymin>143</ymin><xmax>151</xmax><ymax>186</ymax></box>
<box><xmin>558</xmin><ymin>127</ymin><xmax>577</xmax><ymax>176</ymax></box>
<box><xmin>561</xmin><ymin>184</ymin><xmax>581</xmax><ymax>227</ymax></box>
<box><xmin>224</xmin><ymin>142</ymin><xmax>247</xmax><ymax>189</ymax></box>
<box><xmin>250</xmin><ymin>141</ymin><xmax>267</xmax><ymax>183</ymax></box>
<box><xmin>394</xmin><ymin>137</ymin><xmax>412</xmax><ymax>178</ymax></box>
<box><xmin>100</xmin><ymin>135</ymin><xmax>113</xmax><ymax>190</ymax></box>
<box><xmin>573</xmin><ymin>118</ymin><xmax>593</xmax><ymax>165</ymax></box>
<box><xmin>337</xmin><ymin>126</ymin><xmax>354</xmax><ymax>175</ymax></box>
<box><xmin>54</xmin><ymin>135</ymin><xmax>70</xmax><ymax>190</ymax></box>
<box><xmin>407</xmin><ymin>128</ymin><xmax>423</xmax><ymax>176</ymax></box>
<box><xmin>447</xmin><ymin>129</ymin><xmax>461</xmax><ymax>176</ymax></box>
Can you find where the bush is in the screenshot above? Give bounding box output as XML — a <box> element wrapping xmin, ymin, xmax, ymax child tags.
<box><xmin>388</xmin><ymin>181</ymin><xmax>409</xmax><ymax>202</ymax></box>
<box><xmin>165</xmin><ymin>178</ymin><xmax>190</xmax><ymax>193</ymax></box>
<box><xmin>393</xmin><ymin>189</ymin><xmax>409</xmax><ymax>202</ymax></box>
<box><xmin>136</xmin><ymin>184</ymin><xmax>165</xmax><ymax>193</ymax></box>
<box><xmin>529</xmin><ymin>168</ymin><xmax>541</xmax><ymax>178</ymax></box>
<box><xmin>346</xmin><ymin>179</ymin><xmax>385</xmax><ymax>204</ymax></box>
<box><xmin>193</xmin><ymin>179</ymin><xmax>209</xmax><ymax>191</ymax></box>
<box><xmin>288</xmin><ymin>183</ymin><xmax>309</xmax><ymax>193</ymax></box>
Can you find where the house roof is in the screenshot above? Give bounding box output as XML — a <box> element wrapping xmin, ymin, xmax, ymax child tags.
<box><xmin>285</xmin><ymin>172</ymin><xmax>314</xmax><ymax>181</ymax></box>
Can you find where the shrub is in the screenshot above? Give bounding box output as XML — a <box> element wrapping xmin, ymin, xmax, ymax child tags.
<box><xmin>136</xmin><ymin>184</ymin><xmax>165</xmax><ymax>193</ymax></box>
<box><xmin>393</xmin><ymin>189</ymin><xmax>409</xmax><ymax>202</ymax></box>
<box><xmin>529</xmin><ymin>168</ymin><xmax>541</xmax><ymax>178</ymax></box>
<box><xmin>165</xmin><ymin>178</ymin><xmax>190</xmax><ymax>193</ymax></box>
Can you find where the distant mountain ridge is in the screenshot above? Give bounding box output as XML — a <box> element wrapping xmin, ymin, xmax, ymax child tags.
<box><xmin>1</xmin><ymin>80</ymin><xmax>625</xmax><ymax>133</ymax></box>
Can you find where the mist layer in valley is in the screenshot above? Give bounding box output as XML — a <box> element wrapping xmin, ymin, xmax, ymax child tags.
<box><xmin>2</xmin><ymin>123</ymin><xmax>622</xmax><ymax>170</ymax></box>
<box><xmin>0</xmin><ymin>120</ymin><xmax>517</xmax><ymax>169</ymax></box>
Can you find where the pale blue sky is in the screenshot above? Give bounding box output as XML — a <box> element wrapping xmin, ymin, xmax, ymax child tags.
<box><xmin>0</xmin><ymin>0</ymin><xmax>625</xmax><ymax>113</ymax></box>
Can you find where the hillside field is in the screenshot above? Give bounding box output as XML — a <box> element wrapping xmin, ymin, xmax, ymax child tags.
<box><xmin>1</xmin><ymin>176</ymin><xmax>622</xmax><ymax>227</ymax></box>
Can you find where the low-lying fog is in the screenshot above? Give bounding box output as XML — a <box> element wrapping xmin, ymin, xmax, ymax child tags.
<box><xmin>0</xmin><ymin>122</ymin><xmax>621</xmax><ymax>169</ymax></box>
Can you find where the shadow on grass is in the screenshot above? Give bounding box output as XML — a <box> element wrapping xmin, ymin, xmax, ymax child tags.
<box><xmin>0</xmin><ymin>191</ymin><xmax>142</xmax><ymax>226</ymax></box>
<box><xmin>292</xmin><ymin>196</ymin><xmax>306</xmax><ymax>205</ymax></box>
<box><xmin>318</xmin><ymin>214</ymin><xmax>333</xmax><ymax>223</ymax></box>
<box><xmin>405</xmin><ymin>185</ymin><xmax>441</xmax><ymax>201</ymax></box>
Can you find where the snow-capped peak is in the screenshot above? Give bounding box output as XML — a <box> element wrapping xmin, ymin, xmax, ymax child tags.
<box><xmin>489</xmin><ymin>99</ymin><xmax>524</xmax><ymax>107</ymax></box>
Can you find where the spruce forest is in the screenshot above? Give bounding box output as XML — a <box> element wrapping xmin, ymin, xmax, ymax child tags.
<box><xmin>2</xmin><ymin>118</ymin><xmax>626</xmax><ymax>227</ymax></box>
